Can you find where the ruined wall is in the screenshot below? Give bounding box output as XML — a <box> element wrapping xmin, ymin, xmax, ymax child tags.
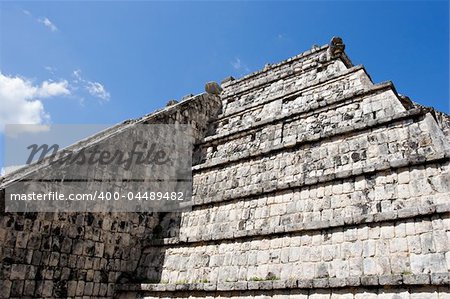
<box><xmin>0</xmin><ymin>211</ymin><xmax>161</xmax><ymax>298</ymax></box>
<box><xmin>122</xmin><ymin>40</ymin><xmax>450</xmax><ymax>298</ymax></box>
<box><xmin>0</xmin><ymin>93</ymin><xmax>222</xmax><ymax>298</ymax></box>
<box><xmin>1</xmin><ymin>38</ymin><xmax>449</xmax><ymax>299</ymax></box>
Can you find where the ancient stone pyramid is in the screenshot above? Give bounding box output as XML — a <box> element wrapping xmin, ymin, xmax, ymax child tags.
<box><xmin>1</xmin><ymin>37</ymin><xmax>449</xmax><ymax>298</ymax></box>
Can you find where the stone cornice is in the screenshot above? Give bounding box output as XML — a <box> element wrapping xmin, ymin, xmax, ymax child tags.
<box><xmin>199</xmin><ymin>81</ymin><xmax>394</xmax><ymax>147</ymax></box>
<box><xmin>193</xmin><ymin>107</ymin><xmax>436</xmax><ymax>173</ymax></box>
<box><xmin>216</xmin><ymin>65</ymin><xmax>367</xmax><ymax>121</ymax></box>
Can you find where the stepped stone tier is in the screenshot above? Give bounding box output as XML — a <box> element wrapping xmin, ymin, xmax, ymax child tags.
<box><xmin>1</xmin><ymin>37</ymin><xmax>450</xmax><ymax>298</ymax></box>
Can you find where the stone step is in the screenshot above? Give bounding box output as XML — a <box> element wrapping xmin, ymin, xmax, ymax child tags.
<box><xmin>216</xmin><ymin>63</ymin><xmax>363</xmax><ymax>124</ymax></box>
<box><xmin>192</xmin><ymin>112</ymin><xmax>450</xmax><ymax>206</ymax></box>
<box><xmin>143</xmin><ymin>201</ymin><xmax>450</xmax><ymax>246</ymax></box>
<box><xmin>195</xmin><ymin>93</ymin><xmax>414</xmax><ymax>171</ymax></box>
<box><xmin>116</xmin><ymin>273</ymin><xmax>449</xmax><ymax>297</ymax></box>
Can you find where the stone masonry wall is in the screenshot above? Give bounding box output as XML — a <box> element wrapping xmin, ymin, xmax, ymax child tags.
<box><xmin>122</xmin><ymin>40</ymin><xmax>450</xmax><ymax>298</ymax></box>
<box><xmin>0</xmin><ymin>93</ymin><xmax>222</xmax><ymax>298</ymax></box>
<box><xmin>179</xmin><ymin>162</ymin><xmax>450</xmax><ymax>243</ymax></box>
<box><xmin>192</xmin><ymin>113</ymin><xmax>448</xmax><ymax>205</ymax></box>
<box><xmin>1</xmin><ymin>38</ymin><xmax>449</xmax><ymax>299</ymax></box>
<box><xmin>202</xmin><ymin>71</ymin><xmax>395</xmax><ymax>164</ymax></box>
<box><xmin>157</xmin><ymin>212</ymin><xmax>449</xmax><ymax>282</ymax></box>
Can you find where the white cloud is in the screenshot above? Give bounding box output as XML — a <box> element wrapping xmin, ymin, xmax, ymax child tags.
<box><xmin>72</xmin><ymin>69</ymin><xmax>110</xmax><ymax>101</ymax></box>
<box><xmin>22</xmin><ymin>10</ymin><xmax>58</xmax><ymax>32</ymax></box>
<box><xmin>38</xmin><ymin>80</ymin><xmax>70</xmax><ymax>97</ymax></box>
<box><xmin>44</xmin><ymin>66</ymin><xmax>57</xmax><ymax>74</ymax></box>
<box><xmin>5</xmin><ymin>124</ymin><xmax>50</xmax><ymax>138</ymax></box>
<box><xmin>231</xmin><ymin>58</ymin><xmax>242</xmax><ymax>70</ymax></box>
<box><xmin>0</xmin><ymin>72</ymin><xmax>70</xmax><ymax>131</ymax></box>
<box><xmin>86</xmin><ymin>81</ymin><xmax>110</xmax><ymax>101</ymax></box>
<box><xmin>73</xmin><ymin>69</ymin><xmax>82</xmax><ymax>81</ymax></box>
<box><xmin>231</xmin><ymin>57</ymin><xmax>250</xmax><ymax>74</ymax></box>
<box><xmin>38</xmin><ymin>17</ymin><xmax>58</xmax><ymax>32</ymax></box>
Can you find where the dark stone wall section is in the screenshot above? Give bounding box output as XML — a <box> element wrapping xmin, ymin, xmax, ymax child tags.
<box><xmin>0</xmin><ymin>93</ymin><xmax>222</xmax><ymax>298</ymax></box>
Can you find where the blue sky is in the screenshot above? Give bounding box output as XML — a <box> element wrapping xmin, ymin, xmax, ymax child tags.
<box><xmin>0</xmin><ymin>1</ymin><xmax>449</xmax><ymax>169</ymax></box>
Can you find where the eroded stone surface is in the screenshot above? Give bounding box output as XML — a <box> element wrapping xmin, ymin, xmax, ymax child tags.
<box><xmin>1</xmin><ymin>38</ymin><xmax>449</xmax><ymax>298</ymax></box>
